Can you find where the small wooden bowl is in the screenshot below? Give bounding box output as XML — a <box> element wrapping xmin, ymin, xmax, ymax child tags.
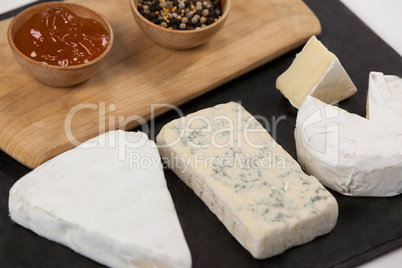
<box><xmin>7</xmin><ymin>2</ymin><xmax>114</xmax><ymax>88</ymax></box>
<box><xmin>130</xmin><ymin>0</ymin><xmax>231</xmax><ymax>50</ymax></box>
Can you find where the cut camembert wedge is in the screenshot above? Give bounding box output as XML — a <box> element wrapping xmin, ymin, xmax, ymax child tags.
<box><xmin>9</xmin><ymin>130</ymin><xmax>191</xmax><ymax>268</ymax></box>
<box><xmin>157</xmin><ymin>102</ymin><xmax>338</xmax><ymax>259</ymax></box>
<box><xmin>276</xmin><ymin>36</ymin><xmax>357</xmax><ymax>108</ymax></box>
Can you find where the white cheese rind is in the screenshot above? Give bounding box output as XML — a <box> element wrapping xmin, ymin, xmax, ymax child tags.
<box><xmin>276</xmin><ymin>36</ymin><xmax>357</xmax><ymax>108</ymax></box>
<box><xmin>157</xmin><ymin>102</ymin><xmax>338</xmax><ymax>259</ymax></box>
<box><xmin>367</xmin><ymin>71</ymin><xmax>402</xmax><ymax>120</ymax></box>
<box><xmin>295</xmin><ymin>96</ymin><xmax>402</xmax><ymax>197</ymax></box>
<box><xmin>310</xmin><ymin>59</ymin><xmax>357</xmax><ymax>105</ymax></box>
<box><xmin>9</xmin><ymin>130</ymin><xmax>191</xmax><ymax>268</ymax></box>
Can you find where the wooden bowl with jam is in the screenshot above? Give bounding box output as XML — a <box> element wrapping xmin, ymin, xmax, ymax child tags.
<box><xmin>7</xmin><ymin>2</ymin><xmax>114</xmax><ymax>87</ymax></box>
<box><xmin>130</xmin><ymin>0</ymin><xmax>231</xmax><ymax>50</ymax></box>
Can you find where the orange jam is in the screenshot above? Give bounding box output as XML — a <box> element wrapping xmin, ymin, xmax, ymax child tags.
<box><xmin>15</xmin><ymin>7</ymin><xmax>109</xmax><ymax>66</ymax></box>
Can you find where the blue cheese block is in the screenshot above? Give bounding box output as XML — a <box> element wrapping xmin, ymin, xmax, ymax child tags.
<box><xmin>157</xmin><ymin>102</ymin><xmax>338</xmax><ymax>259</ymax></box>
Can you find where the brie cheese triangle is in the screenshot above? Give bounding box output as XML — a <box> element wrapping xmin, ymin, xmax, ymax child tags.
<box><xmin>295</xmin><ymin>96</ymin><xmax>402</xmax><ymax>197</ymax></box>
<box><xmin>9</xmin><ymin>130</ymin><xmax>191</xmax><ymax>268</ymax></box>
<box><xmin>276</xmin><ymin>36</ymin><xmax>357</xmax><ymax>108</ymax></box>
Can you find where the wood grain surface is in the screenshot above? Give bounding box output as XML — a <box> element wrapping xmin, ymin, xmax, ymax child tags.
<box><xmin>0</xmin><ymin>0</ymin><xmax>320</xmax><ymax>168</ymax></box>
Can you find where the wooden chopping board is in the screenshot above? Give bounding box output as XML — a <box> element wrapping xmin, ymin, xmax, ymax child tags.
<box><xmin>0</xmin><ymin>0</ymin><xmax>320</xmax><ymax>168</ymax></box>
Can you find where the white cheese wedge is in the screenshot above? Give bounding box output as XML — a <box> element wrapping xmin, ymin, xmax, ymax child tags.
<box><xmin>295</xmin><ymin>96</ymin><xmax>402</xmax><ymax>197</ymax></box>
<box><xmin>9</xmin><ymin>130</ymin><xmax>191</xmax><ymax>268</ymax></box>
<box><xmin>367</xmin><ymin>71</ymin><xmax>402</xmax><ymax>120</ymax></box>
<box><xmin>276</xmin><ymin>36</ymin><xmax>357</xmax><ymax>108</ymax></box>
<box><xmin>157</xmin><ymin>102</ymin><xmax>338</xmax><ymax>259</ymax></box>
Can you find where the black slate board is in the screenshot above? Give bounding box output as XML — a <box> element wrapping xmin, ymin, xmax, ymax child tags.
<box><xmin>1</xmin><ymin>0</ymin><xmax>402</xmax><ymax>267</ymax></box>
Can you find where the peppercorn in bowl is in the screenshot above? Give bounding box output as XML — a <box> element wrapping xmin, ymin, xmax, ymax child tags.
<box><xmin>130</xmin><ymin>0</ymin><xmax>231</xmax><ymax>49</ymax></box>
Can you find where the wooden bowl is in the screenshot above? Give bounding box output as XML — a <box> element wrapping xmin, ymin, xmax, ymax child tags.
<box><xmin>130</xmin><ymin>0</ymin><xmax>231</xmax><ymax>50</ymax></box>
<box><xmin>7</xmin><ymin>2</ymin><xmax>114</xmax><ymax>88</ymax></box>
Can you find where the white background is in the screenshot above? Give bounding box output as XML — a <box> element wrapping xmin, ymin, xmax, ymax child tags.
<box><xmin>0</xmin><ymin>0</ymin><xmax>401</xmax><ymax>267</ymax></box>
<box><xmin>340</xmin><ymin>0</ymin><xmax>402</xmax><ymax>58</ymax></box>
<box><xmin>1</xmin><ymin>0</ymin><xmax>35</xmax><ymax>13</ymax></box>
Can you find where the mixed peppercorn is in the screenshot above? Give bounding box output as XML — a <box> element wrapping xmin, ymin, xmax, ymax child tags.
<box><xmin>138</xmin><ymin>0</ymin><xmax>223</xmax><ymax>30</ymax></box>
